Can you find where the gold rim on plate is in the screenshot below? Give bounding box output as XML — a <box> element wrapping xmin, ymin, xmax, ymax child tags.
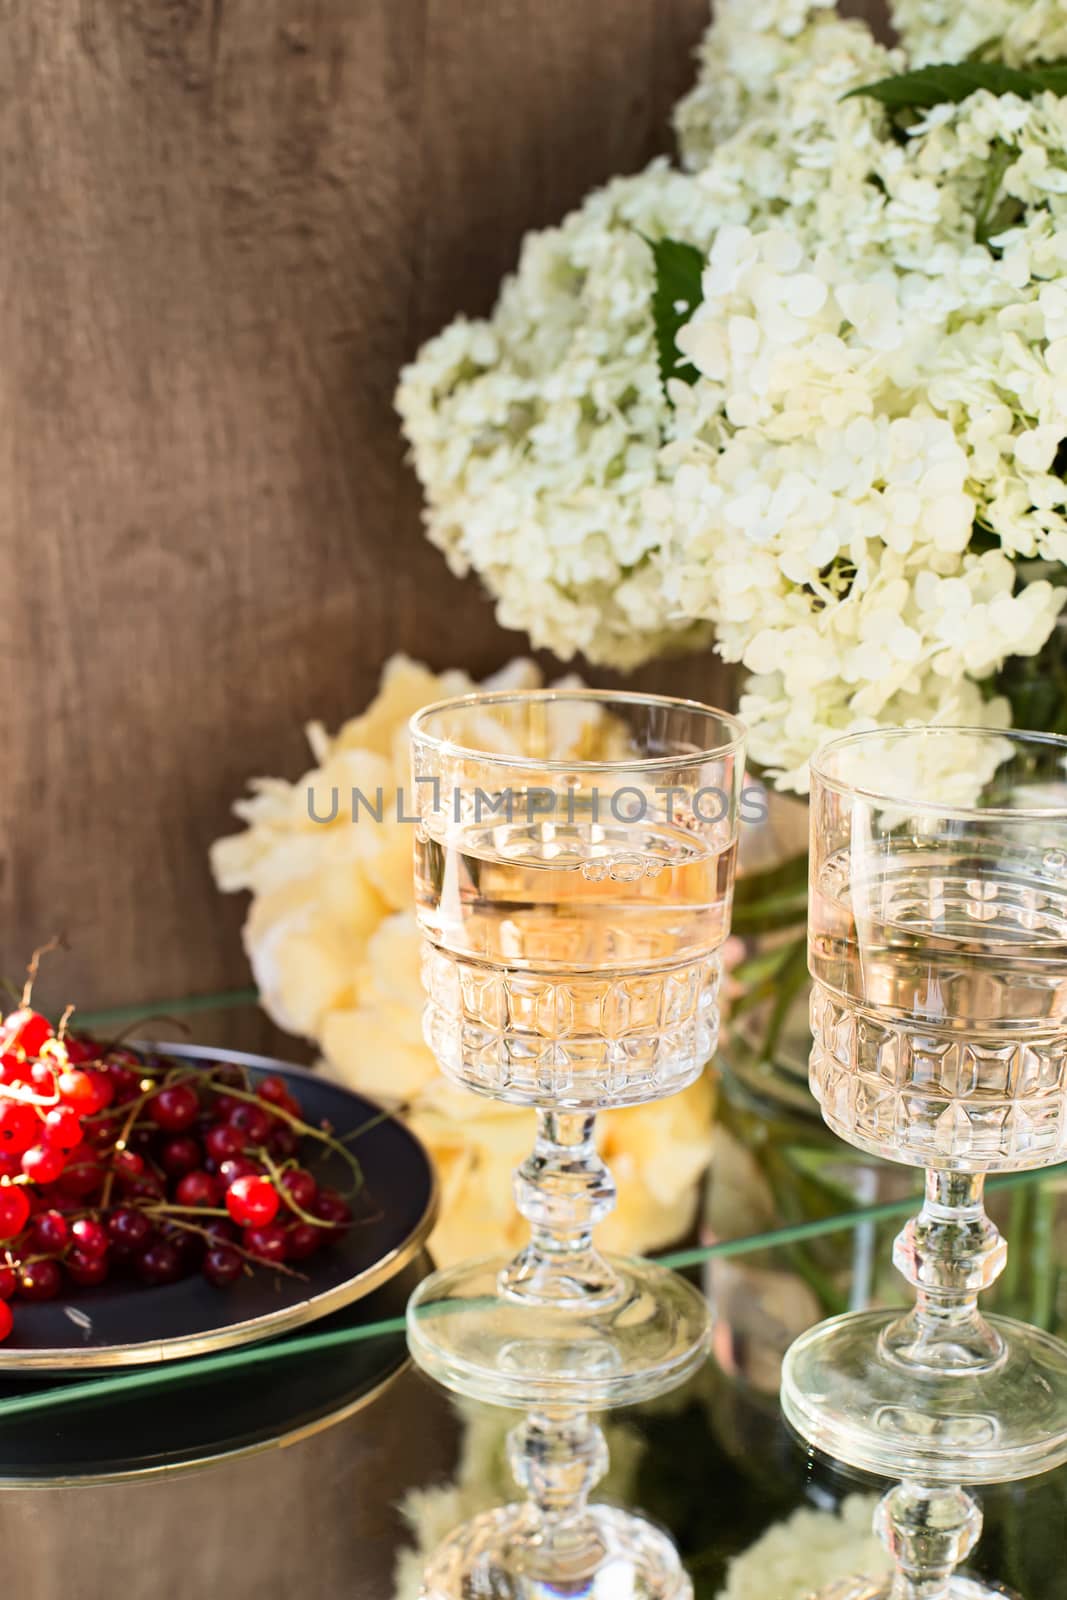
<box><xmin>0</xmin><ymin>1044</ymin><xmax>438</xmax><ymax>1372</ymax></box>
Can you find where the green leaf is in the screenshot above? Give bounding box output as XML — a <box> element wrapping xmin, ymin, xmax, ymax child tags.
<box><xmin>995</xmin><ymin>615</ymin><xmax>1067</xmax><ymax>738</ymax></box>
<box><xmin>733</xmin><ymin>849</ymin><xmax>809</xmax><ymax>909</ymax></box>
<box><xmin>730</xmin><ymin>892</ymin><xmax>808</xmax><ymax>937</ymax></box>
<box><xmin>730</xmin><ymin>941</ymin><xmax>804</xmax><ymax>989</ymax></box>
<box><xmin>730</xmin><ymin>848</ymin><xmax>809</xmax><ymax>936</ymax></box>
<box><xmin>760</xmin><ymin>936</ymin><xmax>811</xmax><ymax>1062</ymax></box>
<box><xmin>646</xmin><ymin>235</ymin><xmax>704</xmax><ymax>400</ymax></box>
<box><xmin>845</xmin><ymin>60</ymin><xmax>1067</xmax><ymax>110</ymax></box>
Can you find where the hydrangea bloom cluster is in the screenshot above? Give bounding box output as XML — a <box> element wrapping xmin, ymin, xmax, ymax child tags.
<box><xmin>396</xmin><ymin>165</ymin><xmax>718</xmax><ymax>668</ymax></box>
<box><xmin>398</xmin><ymin>0</ymin><xmax>1067</xmax><ymax>790</ymax></box>
<box><xmin>719</xmin><ymin>1495</ymin><xmax>887</xmax><ymax>1600</ymax></box>
<box><xmin>889</xmin><ymin>0</ymin><xmax>1067</xmax><ymax>70</ymax></box>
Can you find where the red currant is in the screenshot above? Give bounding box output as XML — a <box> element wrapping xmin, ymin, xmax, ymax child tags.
<box><xmin>21</xmin><ymin>1144</ymin><xmax>65</xmax><ymax>1185</ymax></box>
<box><xmin>218</xmin><ymin>1156</ymin><xmax>262</xmax><ymax>1188</ymax></box>
<box><xmin>150</xmin><ymin>1082</ymin><xmax>199</xmax><ymax>1132</ymax></box>
<box><xmin>106</xmin><ymin>1064</ymin><xmax>142</xmax><ymax>1103</ymax></box>
<box><xmin>0</xmin><ymin>1184</ymin><xmax>30</xmax><ymax>1240</ymax></box>
<box><xmin>63</xmin><ymin>1036</ymin><xmax>98</xmax><ymax>1065</ymax></box>
<box><xmin>175</xmin><ymin>1170</ymin><xmax>221</xmax><ymax>1208</ymax></box>
<box><xmin>29</xmin><ymin>1209</ymin><xmax>69</xmax><ymax>1254</ymax></box>
<box><xmin>85</xmin><ymin>1116</ymin><xmax>121</xmax><ymax>1150</ymax></box>
<box><xmin>242</xmin><ymin>1222</ymin><xmax>288</xmax><ymax>1264</ymax></box>
<box><xmin>204</xmin><ymin>1123</ymin><xmax>243</xmax><ymax>1164</ymax></box>
<box><xmin>280</xmin><ymin>1168</ymin><xmax>318</xmax><ymax>1212</ymax></box>
<box><xmin>29</xmin><ymin>1061</ymin><xmax>56</xmax><ymax>1094</ymax></box>
<box><xmin>0</xmin><ymin>1265</ymin><xmax>16</xmax><ymax>1299</ymax></box>
<box><xmin>267</xmin><ymin>1124</ymin><xmax>299</xmax><ymax>1159</ymax></box>
<box><xmin>107</xmin><ymin>1207</ymin><xmax>152</xmax><ymax>1258</ymax></box>
<box><xmin>202</xmin><ymin>1245</ymin><xmax>242</xmax><ymax>1287</ymax></box>
<box><xmin>113</xmin><ymin>1149</ymin><xmax>145</xmax><ymax>1182</ymax></box>
<box><xmin>70</xmin><ymin>1217</ymin><xmax>108</xmax><ymax>1259</ymax></box>
<box><xmin>160</xmin><ymin>1135</ymin><xmax>201</xmax><ymax>1178</ymax></box>
<box><xmin>59</xmin><ymin>1142</ymin><xmax>104</xmax><ymax>1197</ymax></box>
<box><xmin>56</xmin><ymin>1070</ymin><xmax>96</xmax><ymax>1112</ymax></box>
<box><xmin>0</xmin><ymin>1054</ymin><xmax>26</xmax><ymax>1086</ymax></box>
<box><xmin>0</xmin><ymin>1102</ymin><xmax>39</xmax><ymax>1157</ymax></box>
<box><xmin>286</xmin><ymin>1222</ymin><xmax>325</xmax><ymax>1260</ymax></box>
<box><xmin>164</xmin><ymin>1222</ymin><xmax>203</xmax><ymax>1267</ymax></box>
<box><xmin>226</xmin><ymin>1174</ymin><xmax>279</xmax><ymax>1228</ymax></box>
<box><xmin>312</xmin><ymin>1189</ymin><xmax>352</xmax><ymax>1232</ymax></box>
<box><xmin>255</xmin><ymin>1081</ymin><xmax>289</xmax><ymax>1107</ymax></box>
<box><xmin>135</xmin><ymin>1239</ymin><xmax>182</xmax><ymax>1286</ymax></box>
<box><xmin>227</xmin><ymin>1102</ymin><xmax>272</xmax><ymax>1144</ymax></box>
<box><xmin>66</xmin><ymin>1248</ymin><xmax>110</xmax><ymax>1287</ymax></box>
<box><xmin>84</xmin><ymin>1070</ymin><xmax>114</xmax><ymax>1112</ymax></box>
<box><xmin>17</xmin><ymin>1259</ymin><xmax>61</xmax><ymax>1301</ymax></box>
<box><xmin>0</xmin><ymin>1300</ymin><xmax>12</xmax><ymax>1340</ymax></box>
<box><xmin>202</xmin><ymin>1216</ymin><xmax>237</xmax><ymax>1245</ymax></box>
<box><xmin>123</xmin><ymin>1173</ymin><xmax>164</xmax><ymax>1203</ymax></box>
<box><xmin>1</xmin><ymin>1009</ymin><xmax>53</xmax><ymax>1058</ymax></box>
<box><xmin>42</xmin><ymin>1106</ymin><xmax>83</xmax><ymax>1150</ymax></box>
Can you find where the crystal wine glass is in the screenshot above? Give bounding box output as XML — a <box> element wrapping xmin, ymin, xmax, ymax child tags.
<box><xmin>405</xmin><ymin>688</ymin><xmax>746</xmax><ymax>1600</ymax></box>
<box><xmin>781</xmin><ymin>726</ymin><xmax>1067</xmax><ymax>1600</ymax></box>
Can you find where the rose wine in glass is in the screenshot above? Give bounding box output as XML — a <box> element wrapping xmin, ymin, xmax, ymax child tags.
<box><xmin>405</xmin><ymin>689</ymin><xmax>746</xmax><ymax>1600</ymax></box>
<box><xmin>784</xmin><ymin>725</ymin><xmax>1067</xmax><ymax>1600</ymax></box>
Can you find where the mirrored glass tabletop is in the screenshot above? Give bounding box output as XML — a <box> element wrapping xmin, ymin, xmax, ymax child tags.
<box><xmin>11</xmin><ymin>991</ymin><xmax>1059</xmax><ymax>1600</ymax></box>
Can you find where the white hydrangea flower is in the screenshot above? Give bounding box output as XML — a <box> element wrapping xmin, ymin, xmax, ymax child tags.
<box><xmin>717</xmin><ymin>1495</ymin><xmax>888</xmax><ymax>1600</ymax></box>
<box><xmin>890</xmin><ymin>0</ymin><xmax>1067</xmax><ymax>68</ymax></box>
<box><xmin>674</xmin><ymin>0</ymin><xmax>847</xmax><ymax>169</ymax></box>
<box><xmin>399</xmin><ymin>1</ymin><xmax>1067</xmax><ymax>793</ymax></box>
<box><xmin>659</xmin><ymin>221</ymin><xmax>1064</xmax><ymax>787</ymax></box>
<box><xmin>396</xmin><ymin>162</ymin><xmax>720</xmax><ymax>668</ymax></box>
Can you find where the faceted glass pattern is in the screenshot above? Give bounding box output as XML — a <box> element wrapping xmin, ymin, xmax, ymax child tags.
<box><xmin>786</xmin><ymin>726</ymin><xmax>1067</xmax><ymax>1600</ymax></box>
<box><xmin>810</xmin><ymin>982</ymin><xmax>1067</xmax><ymax>1172</ymax></box>
<box><xmin>422</xmin><ymin>945</ymin><xmax>721</xmax><ymax>1108</ymax></box>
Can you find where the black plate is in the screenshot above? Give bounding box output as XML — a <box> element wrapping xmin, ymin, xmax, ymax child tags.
<box><xmin>0</xmin><ymin>1045</ymin><xmax>436</xmax><ymax>1371</ymax></box>
<box><xmin>0</xmin><ymin>1258</ymin><xmax>421</xmax><ymax>1483</ymax></box>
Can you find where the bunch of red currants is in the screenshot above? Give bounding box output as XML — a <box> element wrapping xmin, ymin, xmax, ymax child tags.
<box><xmin>0</xmin><ymin>1003</ymin><xmax>353</xmax><ymax>1344</ymax></box>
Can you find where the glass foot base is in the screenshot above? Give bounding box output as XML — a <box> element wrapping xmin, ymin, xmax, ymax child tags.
<box><xmin>782</xmin><ymin>1310</ymin><xmax>1067</xmax><ymax>1483</ymax></box>
<box><xmin>420</xmin><ymin>1501</ymin><xmax>692</xmax><ymax>1600</ymax></box>
<box><xmin>813</xmin><ymin>1579</ymin><xmax>1018</xmax><ymax>1599</ymax></box>
<box><xmin>407</xmin><ymin>1254</ymin><xmax>710</xmax><ymax>1408</ymax></box>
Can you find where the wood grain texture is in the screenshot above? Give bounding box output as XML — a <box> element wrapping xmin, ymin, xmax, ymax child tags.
<box><xmin>0</xmin><ymin>0</ymin><xmax>710</xmax><ymax>1031</ymax></box>
<box><xmin>0</xmin><ymin>0</ymin><xmax>893</xmax><ymax>1036</ymax></box>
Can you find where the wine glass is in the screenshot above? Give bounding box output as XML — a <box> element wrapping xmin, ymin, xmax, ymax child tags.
<box><xmin>781</xmin><ymin>726</ymin><xmax>1067</xmax><ymax>1600</ymax></box>
<box><xmin>405</xmin><ymin>688</ymin><xmax>746</xmax><ymax>1600</ymax></box>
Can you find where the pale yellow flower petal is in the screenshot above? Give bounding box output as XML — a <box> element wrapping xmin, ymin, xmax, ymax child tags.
<box><xmin>330</xmin><ymin>656</ymin><xmax>471</xmax><ymax>757</ymax></box>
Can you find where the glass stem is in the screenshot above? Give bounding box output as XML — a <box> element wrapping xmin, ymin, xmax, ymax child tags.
<box><xmin>498</xmin><ymin>1110</ymin><xmax>621</xmax><ymax>1306</ymax></box>
<box><xmin>881</xmin><ymin>1171</ymin><xmax>1007</xmax><ymax>1373</ymax></box>
<box><xmin>875</xmin><ymin>1482</ymin><xmax>983</xmax><ymax>1600</ymax></box>
<box><xmin>507</xmin><ymin>1408</ymin><xmax>608</xmax><ymax>1531</ymax></box>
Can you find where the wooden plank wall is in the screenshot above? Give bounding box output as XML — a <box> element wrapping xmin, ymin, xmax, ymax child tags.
<box><xmin>0</xmin><ymin>0</ymin><xmax>891</xmax><ymax>1032</ymax></box>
